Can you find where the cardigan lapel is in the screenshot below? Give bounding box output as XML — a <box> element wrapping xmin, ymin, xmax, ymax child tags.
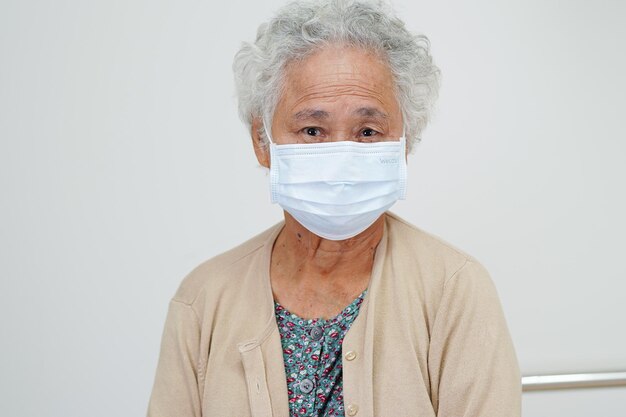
<box><xmin>237</xmin><ymin>222</ymin><xmax>290</xmax><ymax>417</ymax></box>
<box><xmin>341</xmin><ymin>216</ymin><xmax>389</xmax><ymax>417</ymax></box>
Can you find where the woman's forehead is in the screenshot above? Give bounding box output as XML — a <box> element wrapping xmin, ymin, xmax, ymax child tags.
<box><xmin>278</xmin><ymin>45</ymin><xmax>399</xmax><ymax>117</ymax></box>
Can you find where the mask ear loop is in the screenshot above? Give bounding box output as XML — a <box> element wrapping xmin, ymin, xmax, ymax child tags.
<box><xmin>263</xmin><ymin>122</ymin><xmax>275</xmax><ymax>145</ymax></box>
<box><xmin>263</xmin><ymin>122</ymin><xmax>279</xmax><ymax>202</ymax></box>
<box><xmin>399</xmin><ymin>125</ymin><xmax>408</xmax><ymax>199</ymax></box>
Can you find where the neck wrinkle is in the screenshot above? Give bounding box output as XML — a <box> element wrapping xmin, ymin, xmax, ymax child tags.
<box><xmin>276</xmin><ymin>211</ymin><xmax>384</xmax><ymax>279</ymax></box>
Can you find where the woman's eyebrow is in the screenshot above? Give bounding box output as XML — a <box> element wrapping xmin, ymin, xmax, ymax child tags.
<box><xmin>292</xmin><ymin>107</ymin><xmax>388</xmax><ymax>121</ymax></box>
<box><xmin>293</xmin><ymin>109</ymin><xmax>330</xmax><ymax>121</ymax></box>
<box><xmin>354</xmin><ymin>107</ymin><xmax>389</xmax><ymax>119</ymax></box>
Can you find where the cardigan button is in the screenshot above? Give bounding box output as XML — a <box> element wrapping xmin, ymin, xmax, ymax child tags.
<box><xmin>346</xmin><ymin>403</ymin><xmax>359</xmax><ymax>416</ymax></box>
<box><xmin>344</xmin><ymin>351</ymin><xmax>357</xmax><ymax>361</ymax></box>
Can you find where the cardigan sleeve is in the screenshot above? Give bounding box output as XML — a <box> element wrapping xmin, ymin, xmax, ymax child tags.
<box><xmin>428</xmin><ymin>258</ymin><xmax>521</xmax><ymax>417</ymax></box>
<box><xmin>147</xmin><ymin>299</ymin><xmax>202</xmax><ymax>417</ymax></box>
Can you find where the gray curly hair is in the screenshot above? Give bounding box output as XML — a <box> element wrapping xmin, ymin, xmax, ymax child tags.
<box><xmin>232</xmin><ymin>0</ymin><xmax>440</xmax><ymax>152</ymax></box>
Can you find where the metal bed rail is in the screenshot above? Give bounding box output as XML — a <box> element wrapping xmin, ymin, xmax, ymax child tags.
<box><xmin>522</xmin><ymin>371</ymin><xmax>626</xmax><ymax>392</ymax></box>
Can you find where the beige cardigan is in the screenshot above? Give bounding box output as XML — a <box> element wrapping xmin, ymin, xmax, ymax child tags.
<box><xmin>147</xmin><ymin>212</ymin><xmax>521</xmax><ymax>417</ymax></box>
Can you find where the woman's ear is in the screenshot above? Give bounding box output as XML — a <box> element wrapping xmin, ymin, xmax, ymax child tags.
<box><xmin>251</xmin><ymin>117</ymin><xmax>270</xmax><ymax>168</ymax></box>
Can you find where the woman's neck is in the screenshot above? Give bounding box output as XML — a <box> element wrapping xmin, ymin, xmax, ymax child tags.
<box><xmin>272</xmin><ymin>212</ymin><xmax>385</xmax><ymax>283</ymax></box>
<box><xmin>269</xmin><ymin>212</ymin><xmax>385</xmax><ymax>319</ymax></box>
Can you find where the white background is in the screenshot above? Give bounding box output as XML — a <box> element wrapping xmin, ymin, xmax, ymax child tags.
<box><xmin>1</xmin><ymin>0</ymin><xmax>624</xmax><ymax>415</ymax></box>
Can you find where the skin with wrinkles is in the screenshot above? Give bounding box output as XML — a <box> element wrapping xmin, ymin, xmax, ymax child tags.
<box><xmin>251</xmin><ymin>45</ymin><xmax>404</xmax><ymax>320</ymax></box>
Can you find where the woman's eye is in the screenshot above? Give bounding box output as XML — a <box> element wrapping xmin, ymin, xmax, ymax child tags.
<box><xmin>361</xmin><ymin>128</ymin><xmax>377</xmax><ymax>137</ymax></box>
<box><xmin>304</xmin><ymin>127</ymin><xmax>321</xmax><ymax>136</ymax></box>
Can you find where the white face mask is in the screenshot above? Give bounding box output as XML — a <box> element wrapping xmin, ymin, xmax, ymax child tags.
<box><xmin>265</xmin><ymin>127</ymin><xmax>407</xmax><ymax>240</ymax></box>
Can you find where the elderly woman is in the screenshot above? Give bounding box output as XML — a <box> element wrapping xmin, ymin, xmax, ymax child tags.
<box><xmin>148</xmin><ymin>0</ymin><xmax>520</xmax><ymax>416</ymax></box>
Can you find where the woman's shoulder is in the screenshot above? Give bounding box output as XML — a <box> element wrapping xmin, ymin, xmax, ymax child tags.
<box><xmin>170</xmin><ymin>222</ymin><xmax>282</xmax><ymax>306</ymax></box>
<box><xmin>384</xmin><ymin>212</ymin><xmax>496</xmax><ymax>291</ymax></box>
<box><xmin>384</xmin><ymin>212</ymin><xmax>496</xmax><ymax>306</ymax></box>
<box><xmin>385</xmin><ymin>211</ymin><xmax>477</xmax><ymax>266</ymax></box>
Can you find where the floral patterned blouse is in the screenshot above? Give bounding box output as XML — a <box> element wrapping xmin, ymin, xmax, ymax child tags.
<box><xmin>274</xmin><ymin>289</ymin><xmax>367</xmax><ymax>417</ymax></box>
